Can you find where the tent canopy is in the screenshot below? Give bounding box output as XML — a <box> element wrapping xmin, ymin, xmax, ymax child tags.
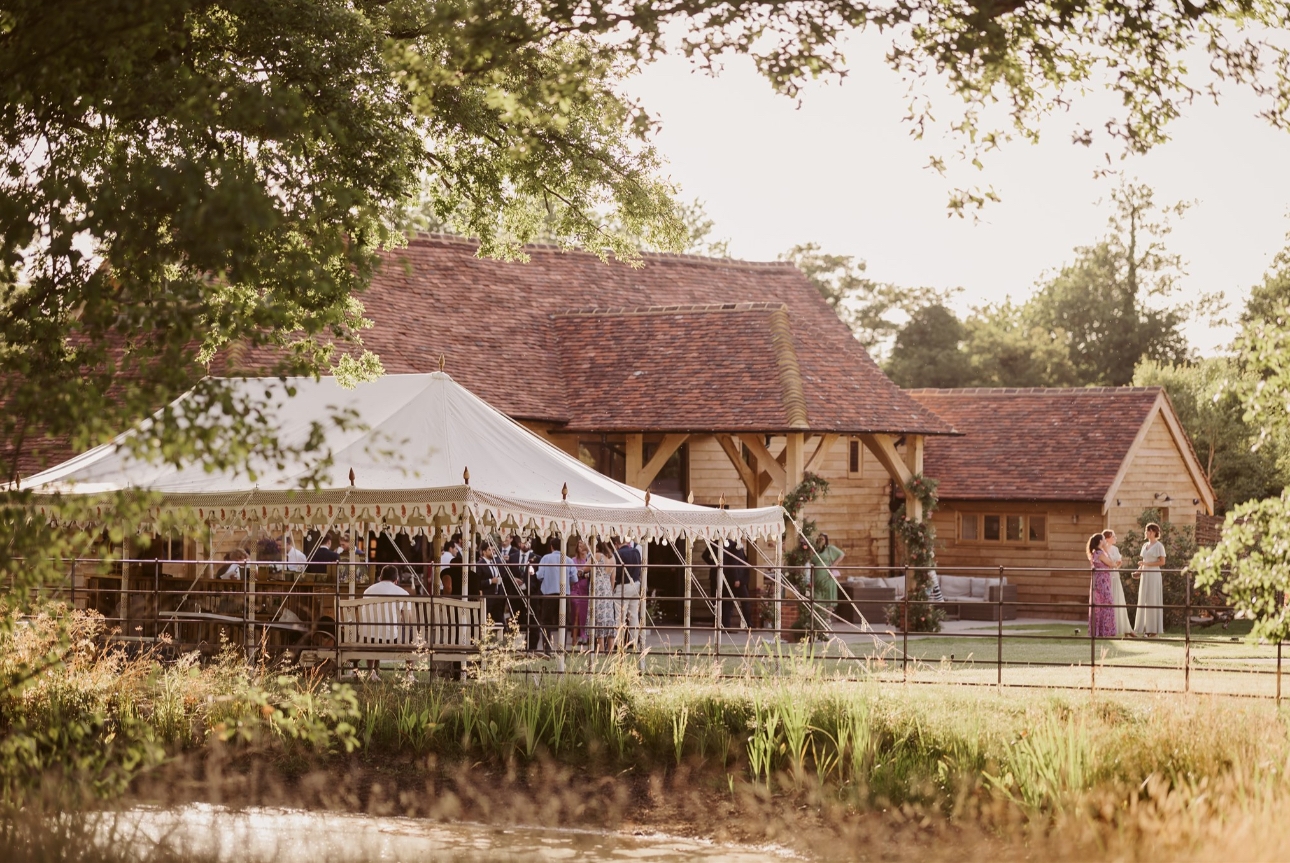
<box><xmin>23</xmin><ymin>372</ymin><xmax>785</xmax><ymax>543</ymax></box>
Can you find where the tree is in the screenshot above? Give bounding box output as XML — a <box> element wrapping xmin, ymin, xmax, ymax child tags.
<box><xmin>884</xmin><ymin>303</ymin><xmax>972</xmax><ymax>388</ymax></box>
<box><xmin>1133</xmin><ymin>359</ymin><xmax>1287</xmax><ymax>513</ymax></box>
<box><xmin>6</xmin><ymin>0</ymin><xmax>1290</xmax><ymax>600</ymax></box>
<box><xmin>1193</xmin><ymin>260</ymin><xmax>1290</xmax><ymax>640</ymax></box>
<box><xmin>960</xmin><ymin>302</ymin><xmax>1080</xmax><ymax>387</ymax></box>
<box><xmin>1025</xmin><ymin>183</ymin><xmax>1192</xmax><ymax>386</ymax></box>
<box><xmin>780</xmin><ymin>243</ymin><xmax>945</xmax><ymax>357</ymax></box>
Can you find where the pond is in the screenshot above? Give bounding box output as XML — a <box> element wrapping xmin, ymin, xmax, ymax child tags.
<box><xmin>105</xmin><ymin>804</ymin><xmax>803</xmax><ymax>862</ymax></box>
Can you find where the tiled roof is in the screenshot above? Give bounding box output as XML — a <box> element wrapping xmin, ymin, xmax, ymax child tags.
<box><xmin>551</xmin><ymin>304</ymin><xmax>810</xmax><ymax>432</ymax></box>
<box><xmin>908</xmin><ymin>388</ymin><xmax>1164</xmax><ymax>500</ymax></box>
<box><xmin>359</xmin><ymin>235</ymin><xmax>954</xmax><ymax>435</ymax></box>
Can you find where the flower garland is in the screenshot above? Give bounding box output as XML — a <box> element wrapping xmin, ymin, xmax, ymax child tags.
<box><xmin>886</xmin><ymin>473</ymin><xmax>945</xmax><ymax>633</ymax></box>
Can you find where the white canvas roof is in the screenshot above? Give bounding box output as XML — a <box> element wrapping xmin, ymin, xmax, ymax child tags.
<box><xmin>24</xmin><ymin>372</ymin><xmax>784</xmax><ymax>543</ymax></box>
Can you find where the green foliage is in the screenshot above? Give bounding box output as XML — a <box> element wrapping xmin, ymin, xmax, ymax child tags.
<box><xmin>1025</xmin><ymin>184</ymin><xmax>1192</xmax><ymax>387</ymax></box>
<box><xmin>959</xmin><ymin>300</ymin><xmax>1081</xmax><ymax>387</ymax></box>
<box><xmin>887</xmin><ymin>474</ymin><xmax>944</xmax><ymax>633</ymax></box>
<box><xmin>1193</xmin><ymin>492</ymin><xmax>1290</xmax><ymax>643</ymax></box>
<box><xmin>1120</xmin><ymin>508</ymin><xmax>1199</xmax><ymax>631</ymax></box>
<box><xmin>884</xmin><ymin>303</ymin><xmax>972</xmax><ymax>388</ymax></box>
<box><xmin>887</xmin><ymin>183</ymin><xmax>1193</xmax><ymax>388</ymax></box>
<box><xmin>0</xmin><ymin>606</ymin><xmax>360</xmax><ymax>805</ymax></box>
<box><xmin>1133</xmin><ymin>359</ymin><xmax>1287</xmax><ymax>511</ymax></box>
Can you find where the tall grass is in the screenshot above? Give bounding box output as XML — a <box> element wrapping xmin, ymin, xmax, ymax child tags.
<box><xmin>7</xmin><ymin>605</ymin><xmax>1290</xmax><ymax>860</ymax></box>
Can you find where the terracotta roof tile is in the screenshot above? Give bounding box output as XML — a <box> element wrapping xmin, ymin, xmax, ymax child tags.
<box><xmin>551</xmin><ymin>305</ymin><xmax>812</xmax><ymax>432</ymax></box>
<box><xmin>908</xmin><ymin>388</ymin><xmax>1163</xmax><ymax>500</ymax></box>
<box><xmin>362</xmin><ymin>235</ymin><xmax>954</xmax><ymax>435</ymax></box>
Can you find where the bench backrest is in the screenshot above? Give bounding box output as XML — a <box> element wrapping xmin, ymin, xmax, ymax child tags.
<box><xmin>337</xmin><ymin>596</ymin><xmax>485</xmax><ymax>649</ymax></box>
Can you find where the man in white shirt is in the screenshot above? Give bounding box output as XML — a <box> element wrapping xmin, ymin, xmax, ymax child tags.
<box><xmin>284</xmin><ymin>535</ymin><xmax>308</xmax><ymax>573</ymax></box>
<box><xmin>439</xmin><ymin>536</ymin><xmax>462</xmax><ymax>594</ymax></box>
<box><xmin>359</xmin><ymin>566</ymin><xmax>410</xmax><ymax>678</ymax></box>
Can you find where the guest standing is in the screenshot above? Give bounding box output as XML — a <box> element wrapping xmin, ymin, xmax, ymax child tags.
<box><xmin>570</xmin><ymin>540</ymin><xmax>591</xmax><ymax>646</ymax></box>
<box><xmin>471</xmin><ymin>540</ymin><xmax>506</xmax><ymax>625</ymax></box>
<box><xmin>535</xmin><ymin>539</ymin><xmax>570</xmax><ymax>654</ymax></box>
<box><xmin>439</xmin><ymin>536</ymin><xmax>462</xmax><ymax>595</ymax></box>
<box><xmin>1134</xmin><ymin>523</ymin><xmax>1166</xmax><ymax>637</ymax></box>
<box><xmin>722</xmin><ymin>541</ymin><xmax>752</xmax><ymax>629</ymax></box>
<box><xmin>1101</xmin><ymin>529</ymin><xmax>1131</xmax><ymax>637</ymax></box>
<box><xmin>612</xmin><ymin>536</ymin><xmax>643</xmax><ymax>649</ymax></box>
<box><xmin>808</xmin><ymin>534</ymin><xmax>845</xmax><ymax>635</ymax></box>
<box><xmin>1088</xmin><ymin>534</ymin><xmax>1116</xmax><ymax>637</ymax></box>
<box><xmin>592</xmin><ymin>541</ymin><xmax>618</xmax><ymax>652</ymax></box>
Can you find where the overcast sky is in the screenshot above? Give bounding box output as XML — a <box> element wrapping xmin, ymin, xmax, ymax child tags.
<box><xmin>623</xmin><ymin>31</ymin><xmax>1290</xmax><ymax>356</ymax></box>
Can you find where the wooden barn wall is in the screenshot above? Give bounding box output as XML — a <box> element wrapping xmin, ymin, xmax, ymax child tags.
<box><xmin>1104</xmin><ymin>411</ymin><xmax>1207</xmax><ymax>538</ymax></box>
<box><xmin>930</xmin><ymin>500</ymin><xmax>1105</xmax><ymax>619</ymax></box>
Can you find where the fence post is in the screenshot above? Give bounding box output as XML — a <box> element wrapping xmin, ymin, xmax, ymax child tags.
<box><xmin>773</xmin><ymin>534</ymin><xmax>783</xmax><ymax>643</ymax></box>
<box><xmin>1278</xmin><ymin>641</ymin><xmax>1283</xmax><ymax>706</ymax></box>
<box><xmin>902</xmin><ymin>564</ymin><xmax>910</xmax><ymax>683</ymax></box>
<box><xmin>997</xmin><ymin>565</ymin><xmax>1004</xmax><ymax>687</ymax></box>
<box><xmin>683</xmin><ymin>537</ymin><xmax>692</xmax><ymax>656</ymax></box>
<box><xmin>1184</xmin><ymin>569</ymin><xmax>1191</xmax><ymax>694</ymax></box>
<box><xmin>1089</xmin><ymin>565</ymin><xmax>1096</xmax><ymax>696</ymax></box>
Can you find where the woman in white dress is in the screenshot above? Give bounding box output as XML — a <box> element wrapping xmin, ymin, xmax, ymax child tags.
<box><xmin>1101</xmin><ymin>529</ymin><xmax>1132</xmax><ymax>636</ymax></box>
<box><xmin>1133</xmin><ymin>523</ymin><xmax>1166</xmax><ymax>637</ymax></box>
<box><xmin>591</xmin><ymin>541</ymin><xmax>618</xmax><ymax>653</ymax></box>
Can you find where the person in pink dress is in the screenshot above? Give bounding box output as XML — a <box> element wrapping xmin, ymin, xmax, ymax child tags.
<box><xmin>1087</xmin><ymin>533</ymin><xmax>1116</xmax><ymax>637</ymax></box>
<box><xmin>569</xmin><ymin>539</ymin><xmax>591</xmax><ymax>647</ymax></box>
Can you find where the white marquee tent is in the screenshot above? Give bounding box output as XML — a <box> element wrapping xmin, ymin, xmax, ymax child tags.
<box><xmin>23</xmin><ymin>372</ymin><xmax>785</xmax><ymax>545</ymax></box>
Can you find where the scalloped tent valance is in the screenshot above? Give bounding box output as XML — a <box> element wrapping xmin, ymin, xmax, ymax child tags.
<box><xmin>22</xmin><ymin>372</ymin><xmax>785</xmax><ymax>543</ymax></box>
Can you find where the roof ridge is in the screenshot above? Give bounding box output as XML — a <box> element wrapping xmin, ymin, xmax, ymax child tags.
<box><xmin>407</xmin><ymin>231</ymin><xmax>800</xmax><ymax>270</ymax></box>
<box><xmin>768</xmin><ymin>307</ymin><xmax>810</xmax><ymax>430</ymax></box>
<box><xmin>552</xmin><ymin>302</ymin><xmax>789</xmax><ymax>318</ymax></box>
<box><xmin>907</xmin><ymin>386</ymin><xmax>1163</xmax><ymax>395</ymax></box>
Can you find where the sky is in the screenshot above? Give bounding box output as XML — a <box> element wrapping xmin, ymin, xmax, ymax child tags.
<box><xmin>623</xmin><ymin>31</ymin><xmax>1290</xmax><ymax>356</ymax></box>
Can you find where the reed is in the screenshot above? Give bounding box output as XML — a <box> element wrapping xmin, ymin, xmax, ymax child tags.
<box><xmin>8</xmin><ymin>605</ymin><xmax>1290</xmax><ymax>860</ymax></box>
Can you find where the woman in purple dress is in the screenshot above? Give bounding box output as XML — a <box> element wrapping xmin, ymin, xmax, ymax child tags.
<box><xmin>1087</xmin><ymin>533</ymin><xmax>1116</xmax><ymax>637</ymax></box>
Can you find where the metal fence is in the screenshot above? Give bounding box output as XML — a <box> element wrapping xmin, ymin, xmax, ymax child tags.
<box><xmin>11</xmin><ymin>557</ymin><xmax>1276</xmax><ymax>700</ymax></box>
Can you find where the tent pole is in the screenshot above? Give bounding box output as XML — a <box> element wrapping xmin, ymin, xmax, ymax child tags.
<box><xmin>638</xmin><ymin>538</ymin><xmax>648</xmax><ymax>668</ymax></box>
<box><xmin>347</xmin><ymin>521</ymin><xmax>356</xmax><ymax>598</ymax></box>
<box><xmin>588</xmin><ymin>530</ymin><xmax>598</xmax><ymax>657</ymax></box>
<box><xmin>773</xmin><ymin>533</ymin><xmax>783</xmax><ymax>640</ymax></box>
<box><xmin>683</xmin><ymin>534</ymin><xmax>692</xmax><ymax>655</ymax></box>
<box><xmin>715</xmin><ymin>542</ymin><xmax>724</xmax><ymax>656</ymax></box>
<box><xmin>556</xmin><ymin>529</ymin><xmax>567</xmax><ymax>673</ymax></box>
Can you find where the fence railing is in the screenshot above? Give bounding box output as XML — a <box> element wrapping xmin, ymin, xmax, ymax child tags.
<box><xmin>7</xmin><ymin>557</ymin><xmax>1272</xmax><ymax>700</ymax></box>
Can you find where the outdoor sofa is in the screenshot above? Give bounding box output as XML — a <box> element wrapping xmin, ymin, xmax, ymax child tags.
<box><xmin>841</xmin><ymin>573</ymin><xmax>1018</xmax><ymax>625</ymax></box>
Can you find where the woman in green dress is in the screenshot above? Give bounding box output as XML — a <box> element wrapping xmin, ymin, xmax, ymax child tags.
<box><xmin>804</xmin><ymin>533</ymin><xmax>845</xmax><ymax>635</ymax></box>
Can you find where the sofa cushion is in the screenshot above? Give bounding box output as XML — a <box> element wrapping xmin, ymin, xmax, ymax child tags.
<box><xmin>939</xmin><ymin>575</ymin><xmax>972</xmax><ymax>600</ymax></box>
<box><xmin>969</xmin><ymin>577</ymin><xmax>990</xmax><ymax>599</ymax></box>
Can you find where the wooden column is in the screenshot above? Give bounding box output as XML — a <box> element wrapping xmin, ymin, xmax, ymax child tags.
<box><xmin>904</xmin><ymin>434</ymin><xmax>925</xmax><ymax>521</ymax></box>
<box><xmin>784</xmin><ymin>432</ymin><xmax>806</xmax><ymax>491</ymax></box>
<box><xmin>625</xmin><ymin>434</ymin><xmax>644</xmax><ymax>488</ymax></box>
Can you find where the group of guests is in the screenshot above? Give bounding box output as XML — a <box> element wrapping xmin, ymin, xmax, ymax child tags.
<box><xmin>437</xmin><ymin>533</ymin><xmax>645</xmax><ymax>652</ymax></box>
<box><xmin>1087</xmin><ymin>523</ymin><xmax>1167</xmax><ymax>638</ymax></box>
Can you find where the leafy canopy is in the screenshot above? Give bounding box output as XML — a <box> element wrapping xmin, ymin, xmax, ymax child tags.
<box><xmin>883</xmin><ymin>182</ymin><xmax>1194</xmax><ymax>388</ymax></box>
<box><xmin>7</xmin><ymin>0</ymin><xmax>1290</xmax><ymax>598</ymax></box>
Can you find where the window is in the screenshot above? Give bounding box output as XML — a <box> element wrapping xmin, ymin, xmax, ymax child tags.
<box><xmin>643</xmin><ymin>441</ymin><xmax>689</xmax><ymax>501</ymax></box>
<box><xmin>958</xmin><ymin>512</ymin><xmax>1049</xmax><ymax>545</ymax></box>
<box><xmin>848</xmin><ymin>438</ymin><xmax>862</xmax><ymax>475</ymax></box>
<box><xmin>577</xmin><ymin>439</ymin><xmax>626</xmax><ymax>483</ymax></box>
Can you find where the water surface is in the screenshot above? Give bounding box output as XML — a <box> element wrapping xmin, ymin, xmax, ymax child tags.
<box><xmin>111</xmin><ymin>804</ymin><xmax>802</xmax><ymax>862</ymax></box>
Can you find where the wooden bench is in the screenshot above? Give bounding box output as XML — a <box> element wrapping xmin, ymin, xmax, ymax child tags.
<box><xmin>335</xmin><ymin>595</ymin><xmax>486</xmax><ymax>666</ymax></box>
